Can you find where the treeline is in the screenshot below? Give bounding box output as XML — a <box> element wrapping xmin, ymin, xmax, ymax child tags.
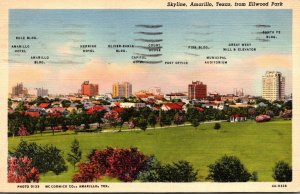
<box><xmin>8</xmin><ymin>99</ymin><xmax>292</xmax><ymax>137</ymax></box>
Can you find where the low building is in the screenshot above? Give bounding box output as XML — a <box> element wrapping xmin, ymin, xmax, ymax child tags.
<box><xmin>120</xmin><ymin>102</ymin><xmax>146</xmax><ymax>108</ymax></box>
<box><xmin>230</xmin><ymin>114</ymin><xmax>247</xmax><ymax>122</ymax></box>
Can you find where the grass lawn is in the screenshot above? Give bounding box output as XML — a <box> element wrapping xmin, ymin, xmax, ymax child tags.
<box><xmin>8</xmin><ymin>120</ymin><xmax>291</xmax><ymax>182</ymax></box>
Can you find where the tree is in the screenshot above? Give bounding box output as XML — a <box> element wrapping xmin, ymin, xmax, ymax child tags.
<box><xmin>36</xmin><ymin>116</ymin><xmax>47</xmax><ymax>136</ymax></box>
<box><xmin>272</xmin><ymin>161</ymin><xmax>292</xmax><ymax>182</ymax></box>
<box><xmin>73</xmin><ymin>147</ymin><xmax>148</xmax><ymax>182</ymax></box>
<box><xmin>137</xmin><ymin>156</ymin><xmax>161</xmax><ymax>182</ymax></box>
<box><xmin>137</xmin><ymin>158</ymin><xmax>198</xmax><ymax>182</ymax></box>
<box><xmin>148</xmin><ymin>112</ymin><xmax>157</xmax><ymax>128</ymax></box>
<box><xmin>173</xmin><ymin>113</ymin><xmax>184</xmax><ymax>126</ymax></box>
<box><xmin>104</xmin><ymin>111</ymin><xmax>122</xmax><ymax>130</ymax></box>
<box><xmin>18</xmin><ymin>125</ymin><xmax>30</xmax><ymax>136</ymax></box>
<box><xmin>67</xmin><ymin>139</ymin><xmax>82</xmax><ymax>170</ymax></box>
<box><xmin>11</xmin><ymin>140</ymin><xmax>67</xmax><ymax>175</ymax></box>
<box><xmin>8</xmin><ymin>119</ymin><xmax>19</xmax><ymax>137</ymax></box>
<box><xmin>206</xmin><ymin>155</ymin><xmax>252</xmax><ymax>182</ymax></box>
<box><xmin>8</xmin><ymin>156</ymin><xmax>40</xmax><ymax>183</ymax></box>
<box><xmin>191</xmin><ymin>118</ymin><xmax>199</xmax><ymax>129</ymax></box>
<box><xmin>138</xmin><ymin>118</ymin><xmax>148</xmax><ymax>132</ymax></box>
<box><xmin>158</xmin><ymin>161</ymin><xmax>198</xmax><ymax>182</ymax></box>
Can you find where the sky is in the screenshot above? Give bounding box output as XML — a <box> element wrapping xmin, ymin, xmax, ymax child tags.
<box><xmin>9</xmin><ymin>9</ymin><xmax>292</xmax><ymax>95</ymax></box>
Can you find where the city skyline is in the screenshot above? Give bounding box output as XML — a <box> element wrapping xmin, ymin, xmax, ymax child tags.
<box><xmin>9</xmin><ymin>10</ymin><xmax>292</xmax><ymax>95</ymax></box>
<box><xmin>10</xmin><ymin>71</ymin><xmax>290</xmax><ymax>98</ymax></box>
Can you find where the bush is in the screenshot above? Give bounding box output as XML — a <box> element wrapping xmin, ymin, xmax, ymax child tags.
<box><xmin>10</xmin><ymin>140</ymin><xmax>67</xmax><ymax>175</ymax></box>
<box><xmin>73</xmin><ymin>147</ymin><xmax>148</xmax><ymax>182</ymax></box>
<box><xmin>8</xmin><ymin>156</ymin><xmax>40</xmax><ymax>183</ymax></box>
<box><xmin>137</xmin><ymin>157</ymin><xmax>198</xmax><ymax>182</ymax></box>
<box><xmin>206</xmin><ymin>155</ymin><xmax>252</xmax><ymax>182</ymax></box>
<box><xmin>214</xmin><ymin>123</ymin><xmax>221</xmax><ymax>130</ymax></box>
<box><xmin>272</xmin><ymin>161</ymin><xmax>292</xmax><ymax>182</ymax></box>
<box><xmin>158</xmin><ymin>161</ymin><xmax>198</xmax><ymax>182</ymax></box>
<box><xmin>137</xmin><ymin>156</ymin><xmax>161</xmax><ymax>182</ymax></box>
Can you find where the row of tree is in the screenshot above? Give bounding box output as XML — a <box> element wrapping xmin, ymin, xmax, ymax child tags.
<box><xmin>8</xmin><ymin>100</ymin><xmax>292</xmax><ymax>137</ymax></box>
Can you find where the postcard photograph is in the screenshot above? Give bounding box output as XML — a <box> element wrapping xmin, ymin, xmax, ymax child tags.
<box><xmin>1</xmin><ymin>2</ymin><xmax>299</xmax><ymax>192</ymax></box>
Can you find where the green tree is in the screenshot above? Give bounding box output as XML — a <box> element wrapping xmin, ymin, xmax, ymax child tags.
<box><xmin>191</xmin><ymin>118</ymin><xmax>199</xmax><ymax>129</ymax></box>
<box><xmin>148</xmin><ymin>112</ymin><xmax>157</xmax><ymax>128</ymax></box>
<box><xmin>272</xmin><ymin>161</ymin><xmax>292</xmax><ymax>182</ymax></box>
<box><xmin>67</xmin><ymin>139</ymin><xmax>82</xmax><ymax>170</ymax></box>
<box><xmin>137</xmin><ymin>158</ymin><xmax>198</xmax><ymax>182</ymax></box>
<box><xmin>8</xmin><ymin>119</ymin><xmax>19</xmax><ymax>137</ymax></box>
<box><xmin>138</xmin><ymin>118</ymin><xmax>148</xmax><ymax>132</ymax></box>
<box><xmin>137</xmin><ymin>156</ymin><xmax>161</xmax><ymax>182</ymax></box>
<box><xmin>11</xmin><ymin>140</ymin><xmax>67</xmax><ymax>175</ymax></box>
<box><xmin>158</xmin><ymin>161</ymin><xmax>198</xmax><ymax>182</ymax></box>
<box><xmin>206</xmin><ymin>155</ymin><xmax>252</xmax><ymax>182</ymax></box>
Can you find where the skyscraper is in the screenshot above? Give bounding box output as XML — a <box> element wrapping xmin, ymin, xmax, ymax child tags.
<box><xmin>81</xmin><ymin>81</ymin><xmax>99</xmax><ymax>97</ymax></box>
<box><xmin>112</xmin><ymin>82</ymin><xmax>132</xmax><ymax>98</ymax></box>
<box><xmin>188</xmin><ymin>81</ymin><xmax>207</xmax><ymax>100</ymax></box>
<box><xmin>12</xmin><ymin>83</ymin><xmax>27</xmax><ymax>96</ymax></box>
<box><xmin>262</xmin><ymin>71</ymin><xmax>285</xmax><ymax>101</ymax></box>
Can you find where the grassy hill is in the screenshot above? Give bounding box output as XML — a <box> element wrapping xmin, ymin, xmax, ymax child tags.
<box><xmin>8</xmin><ymin>120</ymin><xmax>291</xmax><ymax>182</ymax></box>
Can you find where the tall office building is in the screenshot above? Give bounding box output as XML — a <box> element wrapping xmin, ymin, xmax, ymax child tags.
<box><xmin>188</xmin><ymin>81</ymin><xmax>207</xmax><ymax>100</ymax></box>
<box><xmin>112</xmin><ymin>82</ymin><xmax>132</xmax><ymax>98</ymax></box>
<box><xmin>262</xmin><ymin>71</ymin><xmax>285</xmax><ymax>101</ymax></box>
<box><xmin>12</xmin><ymin>83</ymin><xmax>26</xmax><ymax>96</ymax></box>
<box><xmin>81</xmin><ymin>81</ymin><xmax>99</xmax><ymax>97</ymax></box>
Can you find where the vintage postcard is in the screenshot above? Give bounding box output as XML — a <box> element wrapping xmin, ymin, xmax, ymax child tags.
<box><xmin>0</xmin><ymin>0</ymin><xmax>299</xmax><ymax>192</ymax></box>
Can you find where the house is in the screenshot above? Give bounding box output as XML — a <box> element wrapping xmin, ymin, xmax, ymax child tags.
<box><xmin>120</xmin><ymin>102</ymin><xmax>146</xmax><ymax>108</ymax></box>
<box><xmin>111</xmin><ymin>107</ymin><xmax>125</xmax><ymax>114</ymax></box>
<box><xmin>230</xmin><ymin>114</ymin><xmax>247</xmax><ymax>122</ymax></box>
<box><xmin>39</xmin><ymin>103</ymin><xmax>51</xmax><ymax>109</ymax></box>
<box><xmin>86</xmin><ymin>105</ymin><xmax>107</xmax><ymax>114</ymax></box>
<box><xmin>46</xmin><ymin>107</ymin><xmax>67</xmax><ymax>116</ymax></box>
<box><xmin>161</xmin><ymin>103</ymin><xmax>183</xmax><ymax>111</ymax></box>
<box><xmin>25</xmin><ymin>110</ymin><xmax>40</xmax><ymax>117</ymax></box>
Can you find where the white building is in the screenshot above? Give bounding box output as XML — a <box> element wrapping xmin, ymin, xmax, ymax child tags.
<box><xmin>28</xmin><ymin>88</ymin><xmax>48</xmax><ymax>97</ymax></box>
<box><xmin>120</xmin><ymin>102</ymin><xmax>146</xmax><ymax>108</ymax></box>
<box><xmin>262</xmin><ymin>71</ymin><xmax>285</xmax><ymax>101</ymax></box>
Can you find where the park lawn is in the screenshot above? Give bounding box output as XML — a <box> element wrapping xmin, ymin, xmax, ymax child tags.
<box><xmin>8</xmin><ymin>120</ymin><xmax>291</xmax><ymax>182</ymax></box>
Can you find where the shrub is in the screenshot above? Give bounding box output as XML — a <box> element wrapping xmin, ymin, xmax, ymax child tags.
<box><xmin>272</xmin><ymin>161</ymin><xmax>292</xmax><ymax>182</ymax></box>
<box><xmin>10</xmin><ymin>140</ymin><xmax>67</xmax><ymax>175</ymax></box>
<box><xmin>158</xmin><ymin>161</ymin><xmax>198</xmax><ymax>182</ymax></box>
<box><xmin>251</xmin><ymin>171</ymin><xmax>258</xmax><ymax>181</ymax></box>
<box><xmin>8</xmin><ymin>156</ymin><xmax>39</xmax><ymax>183</ymax></box>
<box><xmin>137</xmin><ymin>156</ymin><xmax>161</xmax><ymax>182</ymax></box>
<box><xmin>137</xmin><ymin>157</ymin><xmax>198</xmax><ymax>182</ymax></box>
<box><xmin>73</xmin><ymin>147</ymin><xmax>148</xmax><ymax>182</ymax></box>
<box><xmin>206</xmin><ymin>155</ymin><xmax>252</xmax><ymax>182</ymax></box>
<box><xmin>214</xmin><ymin>123</ymin><xmax>221</xmax><ymax>130</ymax></box>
